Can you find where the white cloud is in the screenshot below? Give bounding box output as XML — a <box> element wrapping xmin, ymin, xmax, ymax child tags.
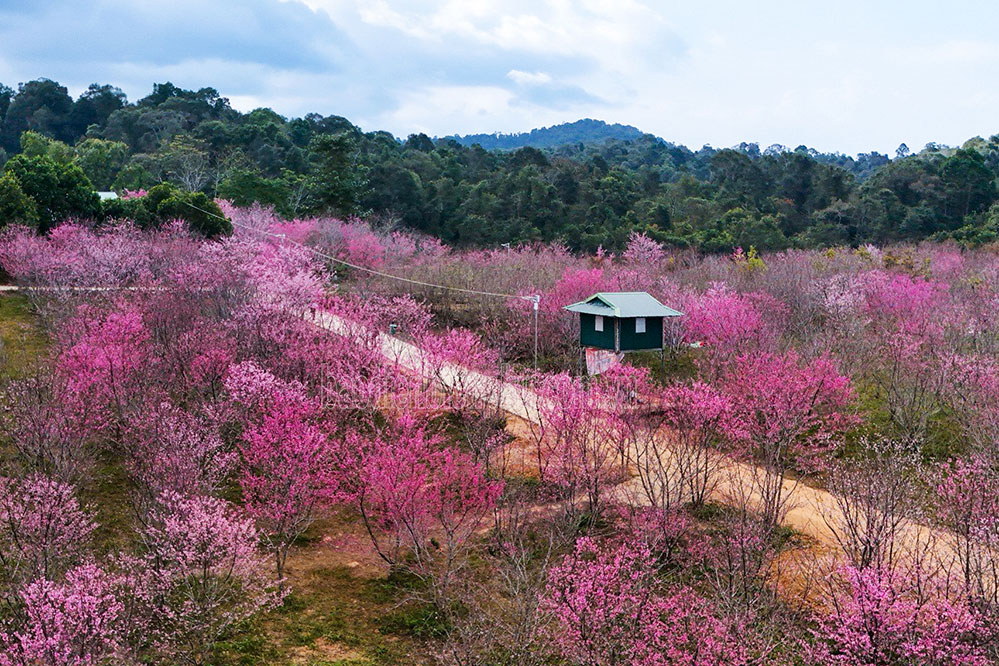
<box><xmin>506</xmin><ymin>70</ymin><xmax>551</xmax><ymax>86</ymax></box>
<box><xmin>6</xmin><ymin>0</ymin><xmax>999</xmax><ymax>154</ymax></box>
<box><xmin>371</xmin><ymin>83</ymin><xmax>579</xmax><ymax>136</ymax></box>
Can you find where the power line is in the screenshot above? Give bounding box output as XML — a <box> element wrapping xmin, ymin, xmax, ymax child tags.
<box><xmin>181</xmin><ymin>201</ymin><xmax>539</xmax><ymax>302</ymax></box>
<box><xmin>181</xmin><ymin>200</ymin><xmax>542</xmax><ymax>368</ymax></box>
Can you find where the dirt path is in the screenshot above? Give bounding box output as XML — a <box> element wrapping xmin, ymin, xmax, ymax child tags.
<box><xmin>0</xmin><ymin>288</ymin><xmax>948</xmax><ymax>561</ymax></box>
<box><xmin>307</xmin><ymin>309</ymin><xmax>957</xmax><ymax>563</ymax></box>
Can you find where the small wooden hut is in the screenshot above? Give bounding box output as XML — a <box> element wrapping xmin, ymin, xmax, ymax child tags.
<box><xmin>563</xmin><ymin>291</ymin><xmax>683</xmax><ymax>353</ymax></box>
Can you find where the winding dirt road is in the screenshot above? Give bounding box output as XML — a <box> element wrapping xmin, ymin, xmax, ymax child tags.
<box><xmin>306</xmin><ymin>308</ymin><xmax>954</xmax><ymax>561</ymax></box>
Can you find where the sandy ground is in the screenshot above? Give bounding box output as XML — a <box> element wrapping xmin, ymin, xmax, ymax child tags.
<box><xmin>308</xmin><ymin>309</ymin><xmax>958</xmax><ymax>566</ymax></box>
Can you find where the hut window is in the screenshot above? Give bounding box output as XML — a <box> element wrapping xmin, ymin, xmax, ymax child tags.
<box><xmin>635</xmin><ymin>317</ymin><xmax>646</xmax><ymax>333</ymax></box>
<box><xmin>594</xmin><ymin>315</ymin><xmax>604</xmax><ymax>332</ymax></box>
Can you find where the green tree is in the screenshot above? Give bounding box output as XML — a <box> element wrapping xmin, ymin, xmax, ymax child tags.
<box><xmin>304</xmin><ymin>132</ymin><xmax>367</xmax><ymax>216</ymax></box>
<box><xmin>138</xmin><ymin>83</ymin><xmax>232</xmax><ymax>122</ymax></box>
<box><xmin>70</xmin><ymin>84</ymin><xmax>127</xmax><ymax>136</ymax></box>
<box><xmin>19</xmin><ymin>131</ymin><xmax>75</xmax><ymax>164</ymax></box>
<box><xmin>361</xmin><ymin>164</ymin><xmax>424</xmax><ymax>228</ymax></box>
<box><xmin>146</xmin><ymin>182</ymin><xmax>231</xmax><ymax>237</ymax></box>
<box><xmin>722</xmin><ymin>209</ymin><xmax>789</xmax><ymax>251</ymax></box>
<box><xmin>3</xmin><ymin>154</ymin><xmax>99</xmax><ymax>233</ymax></box>
<box><xmin>112</xmin><ymin>158</ymin><xmax>160</xmax><ymax>192</ymax></box>
<box><xmin>404</xmin><ymin>133</ymin><xmax>435</xmax><ymax>152</ymax></box>
<box><xmin>1</xmin><ymin>79</ymin><xmax>76</xmax><ymax>151</ymax></box>
<box><xmin>74</xmin><ymin>138</ymin><xmax>129</xmax><ymax>190</ymax></box>
<box><xmin>0</xmin><ymin>84</ymin><xmax>13</xmax><ymax>124</ymax></box>
<box><xmin>941</xmin><ymin>148</ymin><xmax>997</xmax><ymax>221</ymax></box>
<box><xmin>217</xmin><ymin>169</ymin><xmax>290</xmax><ymax>214</ymax></box>
<box><xmin>0</xmin><ymin>171</ymin><xmax>39</xmax><ymax>229</ymax></box>
<box><xmin>710</xmin><ymin>149</ymin><xmax>767</xmax><ymax>207</ymax></box>
<box><xmin>100</xmin><ymin>195</ymin><xmax>154</xmax><ymax>228</ymax></box>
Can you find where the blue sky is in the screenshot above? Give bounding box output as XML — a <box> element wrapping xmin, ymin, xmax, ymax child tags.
<box><xmin>1</xmin><ymin>0</ymin><xmax>997</xmax><ymax>155</ymax></box>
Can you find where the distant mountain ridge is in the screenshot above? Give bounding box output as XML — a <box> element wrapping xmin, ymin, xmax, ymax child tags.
<box><xmin>443</xmin><ymin>118</ymin><xmax>648</xmax><ymax>150</ymax></box>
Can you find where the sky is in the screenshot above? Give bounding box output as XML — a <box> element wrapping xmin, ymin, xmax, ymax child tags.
<box><xmin>1</xmin><ymin>0</ymin><xmax>997</xmax><ymax>156</ymax></box>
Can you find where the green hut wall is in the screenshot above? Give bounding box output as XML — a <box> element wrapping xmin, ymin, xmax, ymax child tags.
<box><xmin>579</xmin><ymin>314</ymin><xmax>663</xmax><ymax>351</ymax></box>
<box><xmin>579</xmin><ymin>312</ymin><xmax>616</xmax><ymax>349</ymax></box>
<box><xmin>618</xmin><ymin>316</ymin><xmax>663</xmax><ymax>351</ymax></box>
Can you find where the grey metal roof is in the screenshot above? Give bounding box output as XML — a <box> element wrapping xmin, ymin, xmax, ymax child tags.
<box><xmin>564</xmin><ymin>292</ymin><xmax>683</xmax><ymax>318</ymax></box>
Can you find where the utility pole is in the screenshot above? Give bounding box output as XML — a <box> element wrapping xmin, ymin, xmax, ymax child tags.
<box><xmin>532</xmin><ymin>294</ymin><xmax>540</xmax><ymax>371</ymax></box>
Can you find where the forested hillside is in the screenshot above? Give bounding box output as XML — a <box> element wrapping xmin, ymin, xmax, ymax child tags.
<box><xmin>444</xmin><ymin>118</ymin><xmax>646</xmax><ymax>150</ymax></box>
<box><xmin>3</xmin><ymin>77</ymin><xmax>999</xmax><ymax>251</ymax></box>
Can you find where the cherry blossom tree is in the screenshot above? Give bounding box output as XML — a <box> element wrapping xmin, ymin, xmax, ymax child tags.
<box><xmin>131</xmin><ymin>492</ymin><xmax>284</xmax><ymax>665</ymax></box>
<box><xmin>630</xmin><ymin>381</ymin><xmax>746</xmax><ymax>515</ymax></box>
<box><xmin>0</xmin><ymin>222</ymin><xmax>156</xmax><ymax>291</ymax></box>
<box><xmin>821</xmin><ymin>439</ymin><xmax>921</xmax><ymax>573</ymax></box>
<box><xmin>542</xmin><ymin>536</ymin><xmax>656</xmax><ymax>666</ymax></box>
<box><xmin>0</xmin><ymin>564</ymin><xmax>123</xmax><ymax>666</ymax></box>
<box><xmin>530</xmin><ymin>372</ymin><xmax>620</xmax><ymax>522</ymax></box>
<box><xmin>542</xmin><ymin>537</ymin><xmax>748</xmax><ymax>666</ymax></box>
<box><xmin>291</xmin><ymin>294</ymin><xmax>426</xmax><ymax>411</ymax></box>
<box><xmin>123</xmin><ymin>401</ymin><xmax>235</xmax><ymax>507</ymax></box>
<box><xmin>0</xmin><ymin>475</ymin><xmax>95</xmax><ymax>597</ymax></box>
<box><xmin>441</xmin><ymin>486</ymin><xmax>566</xmax><ymax>666</ymax></box>
<box><xmin>54</xmin><ymin>304</ymin><xmax>153</xmax><ymax>435</ymax></box>
<box><xmin>682</xmin><ymin>283</ymin><xmax>781</xmax><ymax>374</ymax></box>
<box><xmin>226</xmin><ymin>362</ymin><xmax>345</xmax><ymax>579</ymax></box>
<box><xmin>698</xmin><ymin>510</ymin><xmax>780</xmax><ymax>620</ymax></box>
<box><xmin>723</xmin><ymin>351</ymin><xmax>854</xmax><ymax>528</ymax></box>
<box><xmin>810</xmin><ymin>565</ymin><xmax>992</xmax><ymax>666</ymax></box>
<box><xmin>855</xmin><ymin>271</ymin><xmax>952</xmax><ymax>446</ymax></box>
<box><xmin>356</xmin><ymin>417</ymin><xmax>503</xmax><ymax>609</ymax></box>
<box><xmin>942</xmin><ymin>354</ymin><xmax>999</xmax><ymax>455</ymax></box>
<box><xmin>419</xmin><ymin>326</ymin><xmax>500</xmax><ymax>411</ymax></box>
<box><xmin>1</xmin><ymin>370</ymin><xmax>102</xmax><ymax>483</ymax></box>
<box><xmin>623</xmin><ymin>232</ymin><xmax>667</xmax><ymax>267</ymax></box>
<box><xmin>930</xmin><ymin>455</ymin><xmax>999</xmax><ymax>615</ymax></box>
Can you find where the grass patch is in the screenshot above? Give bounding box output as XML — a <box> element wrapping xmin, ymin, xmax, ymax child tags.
<box><xmin>628</xmin><ymin>348</ymin><xmax>699</xmax><ymax>385</ymax></box>
<box><xmin>0</xmin><ymin>292</ymin><xmax>47</xmax><ymax>377</ymax></box>
<box><xmin>376</xmin><ymin>604</ymin><xmax>450</xmax><ymax>639</ymax></box>
<box><xmin>921</xmin><ymin>405</ymin><xmax>967</xmax><ymax>461</ymax></box>
<box><xmin>213</xmin><ymin>564</ymin><xmax>433</xmax><ymax>666</ymax></box>
<box><xmin>84</xmin><ymin>455</ymin><xmax>139</xmax><ymax>556</ymax></box>
<box><xmin>688</xmin><ymin>501</ymin><xmax>726</xmax><ymax>522</ymax></box>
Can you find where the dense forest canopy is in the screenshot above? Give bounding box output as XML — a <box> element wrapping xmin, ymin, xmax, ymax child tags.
<box><xmin>443</xmin><ymin>118</ymin><xmax>646</xmax><ymax>150</ymax></box>
<box><xmin>3</xmin><ymin>77</ymin><xmax>999</xmax><ymax>251</ymax></box>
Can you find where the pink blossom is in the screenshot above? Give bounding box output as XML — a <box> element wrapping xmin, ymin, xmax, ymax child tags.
<box><xmin>226</xmin><ymin>362</ymin><xmax>346</xmax><ymax>578</ymax></box>
<box><xmin>124</xmin><ymin>402</ymin><xmax>235</xmax><ymax>501</ymax></box>
<box><xmin>532</xmin><ymin>372</ymin><xmax>620</xmax><ymax>518</ymax></box>
<box><xmin>543</xmin><ymin>537</ymin><xmax>747</xmax><ymax>666</ymax></box>
<box><xmin>810</xmin><ymin>565</ymin><xmax>992</xmax><ymax>665</ymax></box>
<box><xmin>0</xmin><ymin>564</ymin><xmax>123</xmax><ymax>666</ymax></box>
<box><xmin>133</xmin><ymin>492</ymin><xmax>284</xmax><ymax>662</ymax></box>
<box><xmin>683</xmin><ymin>283</ymin><xmax>777</xmax><ymax>364</ymax></box>
<box><xmin>931</xmin><ymin>455</ymin><xmax>999</xmax><ymax>609</ymax></box>
<box><xmin>2</xmin><ymin>371</ymin><xmax>103</xmax><ymax>482</ymax></box>
<box><xmin>0</xmin><ymin>475</ymin><xmax>95</xmax><ymax>588</ymax></box>
<box><xmin>623</xmin><ymin>232</ymin><xmax>667</xmax><ymax>266</ymax></box>
<box><xmin>724</xmin><ymin>351</ymin><xmax>855</xmax><ymax>468</ymax></box>
<box><xmin>54</xmin><ymin>304</ymin><xmax>152</xmax><ymax>429</ymax></box>
<box><xmin>723</xmin><ymin>350</ymin><xmax>855</xmax><ymax>525</ymax></box>
<box><xmin>356</xmin><ymin>417</ymin><xmax>503</xmax><ymax>606</ymax></box>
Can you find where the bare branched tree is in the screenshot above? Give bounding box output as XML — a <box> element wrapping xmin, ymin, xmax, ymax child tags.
<box><xmin>820</xmin><ymin>438</ymin><xmax>921</xmax><ymax>572</ymax></box>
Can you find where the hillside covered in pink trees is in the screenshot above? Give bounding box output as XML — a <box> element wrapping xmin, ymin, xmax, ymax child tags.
<box><xmin>0</xmin><ymin>204</ymin><xmax>998</xmax><ymax>664</ymax></box>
